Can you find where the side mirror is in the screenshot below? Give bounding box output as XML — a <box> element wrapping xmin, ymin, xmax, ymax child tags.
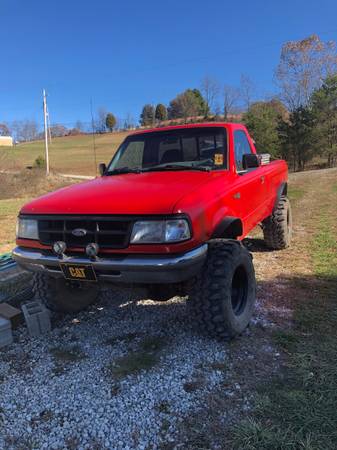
<box><xmin>98</xmin><ymin>163</ymin><xmax>106</xmax><ymax>176</ymax></box>
<box><xmin>242</xmin><ymin>153</ymin><xmax>260</xmax><ymax>170</ymax></box>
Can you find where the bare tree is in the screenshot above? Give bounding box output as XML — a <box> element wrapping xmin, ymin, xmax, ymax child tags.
<box><xmin>275</xmin><ymin>34</ymin><xmax>337</xmax><ymax>111</ymax></box>
<box><xmin>201</xmin><ymin>76</ymin><xmax>220</xmax><ymax>116</ymax></box>
<box><xmin>11</xmin><ymin>120</ymin><xmax>39</xmax><ymax>142</ymax></box>
<box><xmin>240</xmin><ymin>74</ymin><xmax>256</xmax><ymax>110</ymax></box>
<box><xmin>75</xmin><ymin>120</ymin><xmax>84</xmax><ymax>132</ymax></box>
<box><xmin>0</xmin><ymin>123</ymin><xmax>10</xmax><ymax>136</ymax></box>
<box><xmin>49</xmin><ymin>124</ymin><xmax>68</xmax><ymax>138</ymax></box>
<box><xmin>124</xmin><ymin>113</ymin><xmax>135</xmax><ymax>129</ymax></box>
<box><xmin>96</xmin><ymin>107</ymin><xmax>107</xmax><ymax>133</ymax></box>
<box><xmin>223</xmin><ymin>85</ymin><xmax>240</xmax><ymax>120</ymax></box>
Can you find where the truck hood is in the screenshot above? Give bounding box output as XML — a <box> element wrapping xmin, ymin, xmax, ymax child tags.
<box><xmin>21</xmin><ymin>171</ymin><xmax>224</xmax><ymax>215</ymax></box>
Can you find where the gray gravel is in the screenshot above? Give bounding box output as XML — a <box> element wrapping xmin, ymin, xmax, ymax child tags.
<box><xmin>0</xmin><ymin>288</ymin><xmax>276</xmax><ymax>449</ymax></box>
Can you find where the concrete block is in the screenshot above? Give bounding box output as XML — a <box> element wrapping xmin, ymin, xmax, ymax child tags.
<box><xmin>22</xmin><ymin>301</ymin><xmax>51</xmax><ymax>338</ymax></box>
<box><xmin>0</xmin><ymin>316</ymin><xmax>13</xmax><ymax>348</ymax></box>
<box><xmin>0</xmin><ymin>303</ymin><xmax>23</xmax><ymax>329</ymax></box>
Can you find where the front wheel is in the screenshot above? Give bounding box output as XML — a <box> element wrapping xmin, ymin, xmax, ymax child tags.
<box><xmin>32</xmin><ymin>273</ymin><xmax>100</xmax><ymax>313</ymax></box>
<box><xmin>189</xmin><ymin>240</ymin><xmax>256</xmax><ymax>340</ymax></box>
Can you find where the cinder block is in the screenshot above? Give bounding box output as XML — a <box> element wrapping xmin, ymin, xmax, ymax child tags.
<box><xmin>21</xmin><ymin>301</ymin><xmax>51</xmax><ymax>338</ymax></box>
<box><xmin>0</xmin><ymin>316</ymin><xmax>13</xmax><ymax>348</ymax></box>
<box><xmin>0</xmin><ymin>303</ymin><xmax>23</xmax><ymax>329</ymax></box>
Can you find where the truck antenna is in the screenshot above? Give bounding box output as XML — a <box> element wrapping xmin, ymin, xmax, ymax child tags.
<box><xmin>90</xmin><ymin>98</ymin><xmax>98</xmax><ymax>176</ymax></box>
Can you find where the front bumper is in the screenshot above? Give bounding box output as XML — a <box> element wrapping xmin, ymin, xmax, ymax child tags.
<box><xmin>12</xmin><ymin>245</ymin><xmax>208</xmax><ymax>284</ymax></box>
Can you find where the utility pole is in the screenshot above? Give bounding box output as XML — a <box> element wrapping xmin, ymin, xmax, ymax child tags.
<box><xmin>46</xmin><ymin>105</ymin><xmax>52</xmax><ymax>144</ymax></box>
<box><xmin>43</xmin><ymin>89</ymin><xmax>50</xmax><ymax>176</ymax></box>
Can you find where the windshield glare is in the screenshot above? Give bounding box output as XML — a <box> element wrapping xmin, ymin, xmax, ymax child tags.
<box><xmin>107</xmin><ymin>128</ymin><xmax>227</xmax><ymax>173</ymax></box>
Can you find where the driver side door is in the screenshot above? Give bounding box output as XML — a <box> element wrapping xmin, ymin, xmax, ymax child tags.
<box><xmin>232</xmin><ymin>130</ymin><xmax>266</xmax><ymax>235</ymax></box>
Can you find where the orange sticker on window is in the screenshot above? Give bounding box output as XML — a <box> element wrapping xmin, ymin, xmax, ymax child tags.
<box><xmin>214</xmin><ymin>153</ymin><xmax>223</xmax><ymax>165</ymax></box>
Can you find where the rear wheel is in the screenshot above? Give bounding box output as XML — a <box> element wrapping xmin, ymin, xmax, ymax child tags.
<box><xmin>32</xmin><ymin>273</ymin><xmax>100</xmax><ymax>313</ymax></box>
<box><xmin>189</xmin><ymin>240</ymin><xmax>256</xmax><ymax>340</ymax></box>
<box><xmin>263</xmin><ymin>196</ymin><xmax>292</xmax><ymax>250</ymax></box>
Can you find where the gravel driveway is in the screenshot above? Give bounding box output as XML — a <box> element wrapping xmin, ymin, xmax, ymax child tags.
<box><xmin>0</xmin><ymin>277</ymin><xmax>281</xmax><ymax>450</ymax></box>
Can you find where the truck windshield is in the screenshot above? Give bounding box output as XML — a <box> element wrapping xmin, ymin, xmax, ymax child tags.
<box><xmin>106</xmin><ymin>127</ymin><xmax>227</xmax><ymax>174</ymax></box>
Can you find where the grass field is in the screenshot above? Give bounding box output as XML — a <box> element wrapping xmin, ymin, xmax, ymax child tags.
<box><xmin>0</xmin><ymin>131</ymin><xmax>130</xmax><ymax>176</ymax></box>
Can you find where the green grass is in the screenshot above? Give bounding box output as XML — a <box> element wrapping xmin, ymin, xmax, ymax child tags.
<box><xmin>0</xmin><ymin>198</ymin><xmax>27</xmax><ymax>216</ymax></box>
<box><xmin>107</xmin><ymin>336</ymin><xmax>167</xmax><ymax>379</ymax></box>
<box><xmin>232</xmin><ymin>184</ymin><xmax>337</xmax><ymax>449</ymax></box>
<box><xmin>50</xmin><ymin>346</ymin><xmax>87</xmax><ymax>363</ymax></box>
<box><xmin>0</xmin><ymin>131</ymin><xmax>130</xmax><ymax>176</ymax></box>
<box><xmin>288</xmin><ymin>186</ymin><xmax>305</xmax><ymax>203</ymax></box>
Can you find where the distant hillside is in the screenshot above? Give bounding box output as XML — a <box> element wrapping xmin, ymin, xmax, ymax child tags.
<box><xmin>0</xmin><ymin>118</ymin><xmax>244</xmax><ymax>176</ymax></box>
<box><xmin>0</xmin><ymin>131</ymin><xmax>131</xmax><ymax>176</ymax></box>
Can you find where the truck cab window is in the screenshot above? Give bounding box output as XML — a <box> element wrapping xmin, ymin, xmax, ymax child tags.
<box><xmin>234</xmin><ymin>130</ymin><xmax>252</xmax><ymax>171</ymax></box>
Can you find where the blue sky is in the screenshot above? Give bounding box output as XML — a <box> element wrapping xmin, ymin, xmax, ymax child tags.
<box><xmin>1</xmin><ymin>0</ymin><xmax>337</xmax><ymax>128</ymax></box>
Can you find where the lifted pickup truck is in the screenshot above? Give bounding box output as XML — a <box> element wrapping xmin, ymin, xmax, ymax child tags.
<box><xmin>13</xmin><ymin>123</ymin><xmax>291</xmax><ymax>339</ymax></box>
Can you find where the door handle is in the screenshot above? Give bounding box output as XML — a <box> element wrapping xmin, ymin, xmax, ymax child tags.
<box><xmin>233</xmin><ymin>192</ymin><xmax>241</xmax><ymax>199</ymax></box>
<box><xmin>260</xmin><ymin>176</ymin><xmax>265</xmax><ymax>184</ymax></box>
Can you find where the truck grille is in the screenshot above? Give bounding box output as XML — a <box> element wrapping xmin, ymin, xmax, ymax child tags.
<box><xmin>38</xmin><ymin>217</ymin><xmax>133</xmax><ymax>250</ymax></box>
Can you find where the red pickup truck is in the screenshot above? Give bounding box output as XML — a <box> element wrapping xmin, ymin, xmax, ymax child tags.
<box><xmin>13</xmin><ymin>123</ymin><xmax>291</xmax><ymax>339</ymax></box>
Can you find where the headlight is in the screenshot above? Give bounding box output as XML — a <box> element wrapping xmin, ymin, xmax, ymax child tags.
<box><xmin>130</xmin><ymin>219</ymin><xmax>191</xmax><ymax>243</ymax></box>
<box><xmin>16</xmin><ymin>218</ymin><xmax>39</xmax><ymax>240</ymax></box>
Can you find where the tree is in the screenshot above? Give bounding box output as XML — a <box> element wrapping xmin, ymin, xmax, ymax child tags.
<box><xmin>275</xmin><ymin>34</ymin><xmax>337</xmax><ymax>111</ymax></box>
<box><xmin>311</xmin><ymin>75</ymin><xmax>337</xmax><ymax>167</ymax></box>
<box><xmin>140</xmin><ymin>104</ymin><xmax>155</xmax><ymax>126</ymax></box>
<box><xmin>11</xmin><ymin>120</ymin><xmax>39</xmax><ymax>141</ymax></box>
<box><xmin>191</xmin><ymin>89</ymin><xmax>208</xmax><ymax>117</ymax></box>
<box><xmin>278</xmin><ymin>107</ymin><xmax>315</xmax><ymax>171</ymax></box>
<box><xmin>0</xmin><ymin>123</ymin><xmax>10</xmax><ymax>136</ymax></box>
<box><xmin>223</xmin><ymin>85</ymin><xmax>240</xmax><ymax>120</ymax></box>
<box><xmin>243</xmin><ymin>99</ymin><xmax>287</xmax><ymax>158</ymax></box>
<box><xmin>155</xmin><ymin>104</ymin><xmax>168</xmax><ymax>122</ymax></box>
<box><xmin>124</xmin><ymin>113</ymin><xmax>135</xmax><ymax>129</ymax></box>
<box><xmin>106</xmin><ymin>113</ymin><xmax>116</xmax><ymax>132</ymax></box>
<box><xmin>96</xmin><ymin>107</ymin><xmax>107</xmax><ymax>133</ymax></box>
<box><xmin>201</xmin><ymin>76</ymin><xmax>220</xmax><ymax>116</ymax></box>
<box><xmin>49</xmin><ymin>124</ymin><xmax>68</xmax><ymax>138</ymax></box>
<box><xmin>240</xmin><ymin>74</ymin><xmax>256</xmax><ymax>110</ymax></box>
<box><xmin>168</xmin><ymin>89</ymin><xmax>207</xmax><ymax>121</ymax></box>
<box><xmin>75</xmin><ymin>120</ymin><xmax>85</xmax><ymax>132</ymax></box>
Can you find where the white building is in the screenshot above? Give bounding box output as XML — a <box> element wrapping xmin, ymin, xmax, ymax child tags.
<box><xmin>0</xmin><ymin>136</ymin><xmax>13</xmax><ymax>146</ymax></box>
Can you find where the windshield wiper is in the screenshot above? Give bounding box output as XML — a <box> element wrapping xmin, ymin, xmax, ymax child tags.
<box><xmin>105</xmin><ymin>166</ymin><xmax>142</xmax><ymax>176</ymax></box>
<box><xmin>144</xmin><ymin>164</ymin><xmax>211</xmax><ymax>172</ymax></box>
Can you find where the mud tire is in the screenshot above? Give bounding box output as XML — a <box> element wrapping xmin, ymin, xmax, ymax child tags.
<box><xmin>189</xmin><ymin>240</ymin><xmax>256</xmax><ymax>340</ymax></box>
<box><xmin>263</xmin><ymin>196</ymin><xmax>292</xmax><ymax>250</ymax></box>
<box><xmin>32</xmin><ymin>273</ymin><xmax>100</xmax><ymax>313</ymax></box>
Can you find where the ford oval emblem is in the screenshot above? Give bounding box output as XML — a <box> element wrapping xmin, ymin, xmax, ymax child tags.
<box><xmin>72</xmin><ymin>228</ymin><xmax>87</xmax><ymax>237</ymax></box>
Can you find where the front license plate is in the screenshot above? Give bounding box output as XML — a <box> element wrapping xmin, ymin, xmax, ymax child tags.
<box><xmin>60</xmin><ymin>263</ymin><xmax>97</xmax><ymax>282</ymax></box>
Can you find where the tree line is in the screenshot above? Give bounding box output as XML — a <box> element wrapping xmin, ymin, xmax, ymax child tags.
<box><xmin>137</xmin><ymin>34</ymin><xmax>337</xmax><ymax>170</ymax></box>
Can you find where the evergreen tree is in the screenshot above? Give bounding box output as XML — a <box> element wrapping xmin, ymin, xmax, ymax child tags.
<box><xmin>278</xmin><ymin>107</ymin><xmax>315</xmax><ymax>171</ymax></box>
<box><xmin>140</xmin><ymin>104</ymin><xmax>155</xmax><ymax>126</ymax></box>
<box><xmin>155</xmin><ymin>104</ymin><xmax>168</xmax><ymax>122</ymax></box>
<box><xmin>310</xmin><ymin>75</ymin><xmax>337</xmax><ymax>167</ymax></box>
<box><xmin>243</xmin><ymin>100</ymin><xmax>287</xmax><ymax>158</ymax></box>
